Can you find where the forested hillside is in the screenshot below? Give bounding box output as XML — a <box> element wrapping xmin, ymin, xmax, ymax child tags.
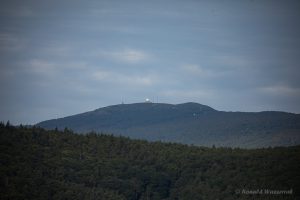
<box><xmin>37</xmin><ymin>102</ymin><xmax>300</xmax><ymax>148</ymax></box>
<box><xmin>1</xmin><ymin>124</ymin><xmax>299</xmax><ymax>200</ymax></box>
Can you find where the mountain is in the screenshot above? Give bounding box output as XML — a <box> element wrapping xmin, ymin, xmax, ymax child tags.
<box><xmin>36</xmin><ymin>102</ymin><xmax>300</xmax><ymax>148</ymax></box>
<box><xmin>1</xmin><ymin>125</ymin><xmax>299</xmax><ymax>199</ymax></box>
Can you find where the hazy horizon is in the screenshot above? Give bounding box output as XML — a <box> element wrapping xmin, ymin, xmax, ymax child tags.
<box><xmin>1</xmin><ymin>0</ymin><xmax>300</xmax><ymax>124</ymax></box>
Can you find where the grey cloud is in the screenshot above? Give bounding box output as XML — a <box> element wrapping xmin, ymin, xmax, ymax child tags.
<box><xmin>1</xmin><ymin>0</ymin><xmax>300</xmax><ymax>124</ymax></box>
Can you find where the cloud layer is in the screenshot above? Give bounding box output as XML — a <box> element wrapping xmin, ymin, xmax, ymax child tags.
<box><xmin>1</xmin><ymin>0</ymin><xmax>300</xmax><ymax>124</ymax></box>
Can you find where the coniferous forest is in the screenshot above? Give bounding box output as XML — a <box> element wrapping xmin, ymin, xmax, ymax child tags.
<box><xmin>0</xmin><ymin>123</ymin><xmax>299</xmax><ymax>200</ymax></box>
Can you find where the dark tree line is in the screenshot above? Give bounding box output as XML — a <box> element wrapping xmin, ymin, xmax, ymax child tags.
<box><xmin>0</xmin><ymin>123</ymin><xmax>299</xmax><ymax>199</ymax></box>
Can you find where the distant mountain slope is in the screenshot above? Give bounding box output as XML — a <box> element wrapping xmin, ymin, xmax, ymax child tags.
<box><xmin>37</xmin><ymin>102</ymin><xmax>300</xmax><ymax>148</ymax></box>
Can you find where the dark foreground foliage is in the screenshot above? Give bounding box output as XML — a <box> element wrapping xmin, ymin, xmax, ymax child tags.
<box><xmin>0</xmin><ymin>124</ymin><xmax>299</xmax><ymax>200</ymax></box>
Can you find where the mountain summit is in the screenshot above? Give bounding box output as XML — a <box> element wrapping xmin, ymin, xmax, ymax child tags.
<box><xmin>37</xmin><ymin>102</ymin><xmax>300</xmax><ymax>148</ymax></box>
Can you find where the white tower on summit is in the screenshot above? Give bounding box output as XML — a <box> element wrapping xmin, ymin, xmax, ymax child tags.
<box><xmin>145</xmin><ymin>98</ymin><xmax>151</xmax><ymax>103</ymax></box>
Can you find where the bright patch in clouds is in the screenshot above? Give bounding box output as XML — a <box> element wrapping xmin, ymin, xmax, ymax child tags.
<box><xmin>182</xmin><ymin>64</ymin><xmax>205</xmax><ymax>74</ymax></box>
<box><xmin>92</xmin><ymin>70</ymin><xmax>158</xmax><ymax>86</ymax></box>
<box><xmin>181</xmin><ymin>64</ymin><xmax>219</xmax><ymax>78</ymax></box>
<box><xmin>162</xmin><ymin>89</ymin><xmax>215</xmax><ymax>99</ymax></box>
<box><xmin>258</xmin><ymin>85</ymin><xmax>300</xmax><ymax>97</ymax></box>
<box><xmin>100</xmin><ymin>49</ymin><xmax>150</xmax><ymax>63</ymax></box>
<box><xmin>28</xmin><ymin>59</ymin><xmax>57</xmax><ymax>75</ymax></box>
<box><xmin>27</xmin><ymin>59</ymin><xmax>87</xmax><ymax>75</ymax></box>
<box><xmin>120</xmin><ymin>49</ymin><xmax>148</xmax><ymax>63</ymax></box>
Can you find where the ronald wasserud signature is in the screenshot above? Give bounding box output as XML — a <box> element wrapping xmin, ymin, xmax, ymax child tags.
<box><xmin>235</xmin><ymin>188</ymin><xmax>293</xmax><ymax>195</ymax></box>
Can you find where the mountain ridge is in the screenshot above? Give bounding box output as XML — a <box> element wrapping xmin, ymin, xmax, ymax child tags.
<box><xmin>37</xmin><ymin>102</ymin><xmax>300</xmax><ymax>148</ymax></box>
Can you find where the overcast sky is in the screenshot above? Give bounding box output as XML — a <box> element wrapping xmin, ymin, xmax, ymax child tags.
<box><xmin>1</xmin><ymin>0</ymin><xmax>300</xmax><ymax>125</ymax></box>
